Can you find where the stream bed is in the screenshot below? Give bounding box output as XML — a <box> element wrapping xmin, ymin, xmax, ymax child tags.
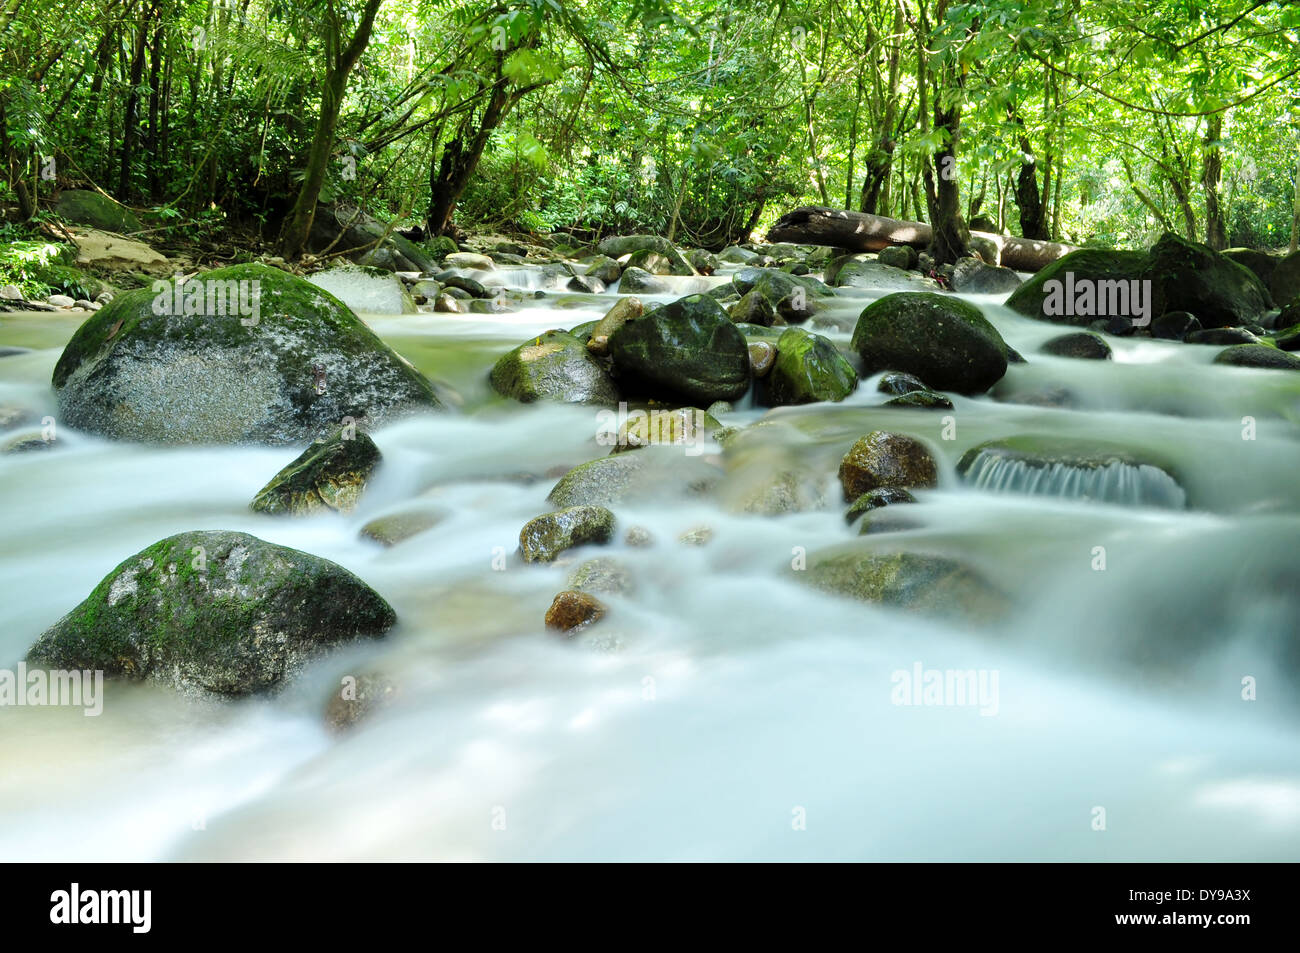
<box><xmin>2</xmin><ymin>262</ymin><xmax>1299</xmax><ymax>861</ymax></box>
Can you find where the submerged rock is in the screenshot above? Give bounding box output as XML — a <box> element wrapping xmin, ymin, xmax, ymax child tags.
<box><xmin>796</xmin><ymin>547</ymin><xmax>1009</xmax><ymax>621</ymax></box>
<box><xmin>838</xmin><ymin>431</ymin><xmax>939</xmax><ymax>501</ymax></box>
<box><xmin>519</xmin><ymin>505</ymin><xmax>616</xmax><ymax>562</ymax></box>
<box><xmin>567</xmin><ymin>557</ymin><xmax>635</xmax><ymax>596</ymax></box>
<box><xmin>957</xmin><ymin>436</ymin><xmax>1185</xmax><ymax>508</ymax></box>
<box><xmin>324</xmin><ymin>674</ymin><xmax>399</xmax><ymax>732</ymax></box>
<box><xmin>490</xmin><ymin>329</ymin><xmax>619</xmax><ymax>404</ymax></box>
<box><xmin>607</xmin><ymin>294</ymin><xmax>750</xmax><ymax>403</ymax></box>
<box><xmin>1212</xmin><ymin>343</ymin><xmax>1300</xmax><ymax>371</ymax></box>
<box><xmin>52</xmin><ymin>264</ymin><xmax>440</xmax><ymax>445</ymax></box>
<box><xmin>251</xmin><ymin>428</ymin><xmax>381</xmax><ymax>516</ymax></box>
<box><xmin>851</xmin><ymin>292</ymin><xmax>1009</xmax><ymax>394</ymax></box>
<box><xmin>1041</xmin><ymin>332</ymin><xmax>1112</xmax><ymax>360</ymax></box>
<box><xmin>359</xmin><ymin>508</ymin><xmax>443</xmax><ymax>546</ymax></box>
<box><xmin>883</xmin><ymin>390</ymin><xmax>953</xmax><ymax>409</ymax></box>
<box><xmin>845</xmin><ymin>487</ymin><xmax>916</xmax><ymax>525</ymax></box>
<box><xmin>547</xmin><ymin>447</ymin><xmax>723</xmax><ymax>507</ymax></box>
<box><xmin>27</xmin><ymin>530</ymin><xmax>396</xmax><ymax>695</ymax></box>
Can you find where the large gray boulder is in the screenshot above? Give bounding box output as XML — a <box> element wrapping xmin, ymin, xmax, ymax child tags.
<box><xmin>52</xmin><ymin>264</ymin><xmax>440</xmax><ymax>445</ymax></box>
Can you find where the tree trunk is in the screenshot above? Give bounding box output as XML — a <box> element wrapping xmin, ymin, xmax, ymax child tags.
<box><xmin>1201</xmin><ymin>112</ymin><xmax>1227</xmax><ymax>250</ymax></box>
<box><xmin>766</xmin><ymin>205</ymin><xmax>1075</xmax><ymax>271</ymax></box>
<box><xmin>278</xmin><ymin>0</ymin><xmax>385</xmax><ymax>259</ymax></box>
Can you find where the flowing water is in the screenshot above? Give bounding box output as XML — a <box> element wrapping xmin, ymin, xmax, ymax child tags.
<box><xmin>2</xmin><ymin>261</ymin><xmax>1300</xmax><ymax>861</ymax></box>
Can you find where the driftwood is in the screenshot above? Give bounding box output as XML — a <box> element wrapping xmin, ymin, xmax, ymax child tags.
<box><xmin>766</xmin><ymin>206</ymin><xmax>1075</xmax><ymax>272</ymax></box>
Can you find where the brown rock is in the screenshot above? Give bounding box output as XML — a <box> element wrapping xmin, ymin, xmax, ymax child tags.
<box><xmin>838</xmin><ymin>431</ymin><xmax>938</xmax><ymax>502</ymax></box>
<box><xmin>545</xmin><ymin>590</ymin><xmax>607</xmax><ymax>633</ymax></box>
<box><xmin>748</xmin><ymin>341</ymin><xmax>776</xmax><ymax>377</ymax></box>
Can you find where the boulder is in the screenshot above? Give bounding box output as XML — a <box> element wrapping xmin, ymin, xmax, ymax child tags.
<box><xmin>851</xmin><ymin>292</ymin><xmax>1009</xmax><ymax>394</ymax></box>
<box><xmin>951</xmin><ymin>256</ymin><xmax>1022</xmax><ymax>294</ymax></box>
<box><xmin>607</xmin><ymin>294</ymin><xmax>750</xmax><ymax>403</ymax></box>
<box><xmin>250</xmin><ymin>429</ymin><xmax>381</xmax><ymax>515</ymax></box>
<box><xmin>56</xmin><ymin>189</ymin><xmax>142</xmax><ymax>233</ymax></box>
<box><xmin>519</xmin><ymin>505</ymin><xmax>616</xmax><ymax>562</ymax></box>
<box><xmin>1041</xmin><ymin>332</ymin><xmax>1112</xmax><ymax>360</ymax></box>
<box><xmin>27</xmin><ymin>530</ymin><xmax>396</xmax><ymax>695</ymax></box>
<box><xmin>1213</xmin><ymin>344</ymin><xmax>1300</xmax><ymax>371</ymax></box>
<box><xmin>838</xmin><ymin>431</ymin><xmax>939</xmax><ymax>501</ymax></box>
<box><xmin>596</xmin><ymin>235</ymin><xmax>696</xmax><ymax>275</ymax></box>
<box><xmin>1268</xmin><ymin>250</ymin><xmax>1300</xmax><ymax>307</ymax></box>
<box><xmin>491</xmin><ymin>329</ymin><xmax>619</xmax><ymax>404</ymax></box>
<box><xmin>618</xmin><ymin>266</ymin><xmax>670</xmax><ymax>294</ymax></box>
<box><xmin>764</xmin><ymin>327</ymin><xmax>858</xmax><ymax>405</ymax></box>
<box><xmin>796</xmin><ymin>547</ymin><xmax>1008</xmax><ymax>621</ymax></box>
<box><xmin>52</xmin><ymin>264</ymin><xmax>440</xmax><ymax>445</ymax></box>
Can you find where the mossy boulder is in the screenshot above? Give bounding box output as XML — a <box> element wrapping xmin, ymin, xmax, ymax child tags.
<box><xmin>1146</xmin><ymin>232</ymin><xmax>1271</xmax><ymax>327</ymax></box>
<box><xmin>519</xmin><ymin>505</ymin><xmax>616</xmax><ymax>562</ymax></box>
<box><xmin>26</xmin><ymin>530</ymin><xmax>396</xmax><ymax>695</ymax></box>
<box><xmin>596</xmin><ymin>235</ymin><xmax>696</xmax><ymax>275</ymax></box>
<box><xmin>839</xmin><ymin>431</ymin><xmax>939</xmax><ymax>501</ymax></box>
<box><xmin>825</xmin><ymin>255</ymin><xmax>941</xmax><ymax>291</ymax></box>
<box><xmin>618</xmin><ymin>266</ymin><xmax>670</xmax><ymax>294</ymax></box>
<box><xmin>731</xmin><ymin>267</ymin><xmax>832</xmax><ymax>323</ymax></box>
<box><xmin>764</xmin><ymin>327</ymin><xmax>858</xmax><ymax>405</ymax></box>
<box><xmin>56</xmin><ymin>189</ymin><xmax>143</xmax><ymax>234</ymax></box>
<box><xmin>851</xmin><ymin>292</ymin><xmax>1009</xmax><ymax>394</ymax></box>
<box><xmin>490</xmin><ymin>329</ymin><xmax>619</xmax><ymax>404</ymax></box>
<box><xmin>251</xmin><ymin>429</ymin><xmax>381</xmax><ymax>515</ymax></box>
<box><xmin>1007</xmin><ymin>234</ymin><xmax>1271</xmax><ymax>329</ymax></box>
<box><xmin>607</xmin><ymin>293</ymin><xmax>750</xmax><ymax>403</ymax></box>
<box><xmin>795</xmin><ymin>547</ymin><xmax>1009</xmax><ymax>621</ymax></box>
<box><xmin>52</xmin><ymin>264</ymin><xmax>440</xmax><ymax>445</ymax></box>
<box><xmin>1266</xmin><ymin>250</ymin><xmax>1300</xmax><ymax>308</ymax></box>
<box><xmin>729</xmin><ymin>290</ymin><xmax>779</xmax><ymax>327</ymax></box>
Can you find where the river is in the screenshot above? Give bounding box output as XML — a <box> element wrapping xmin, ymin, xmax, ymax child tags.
<box><xmin>1</xmin><ymin>261</ymin><xmax>1298</xmax><ymax>860</ymax></box>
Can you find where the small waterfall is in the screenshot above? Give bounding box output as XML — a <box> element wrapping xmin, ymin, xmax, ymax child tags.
<box><xmin>961</xmin><ymin>450</ymin><xmax>1186</xmax><ymax>508</ymax></box>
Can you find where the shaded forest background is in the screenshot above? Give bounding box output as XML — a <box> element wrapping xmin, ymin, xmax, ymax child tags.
<box><xmin>1</xmin><ymin>0</ymin><xmax>1298</xmax><ymax>258</ymax></box>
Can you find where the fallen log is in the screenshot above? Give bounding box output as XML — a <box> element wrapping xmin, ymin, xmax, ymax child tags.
<box><xmin>766</xmin><ymin>205</ymin><xmax>1075</xmax><ymax>272</ymax></box>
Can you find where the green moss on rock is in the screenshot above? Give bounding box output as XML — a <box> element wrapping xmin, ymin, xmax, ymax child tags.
<box><xmin>26</xmin><ymin>530</ymin><xmax>396</xmax><ymax>695</ymax></box>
